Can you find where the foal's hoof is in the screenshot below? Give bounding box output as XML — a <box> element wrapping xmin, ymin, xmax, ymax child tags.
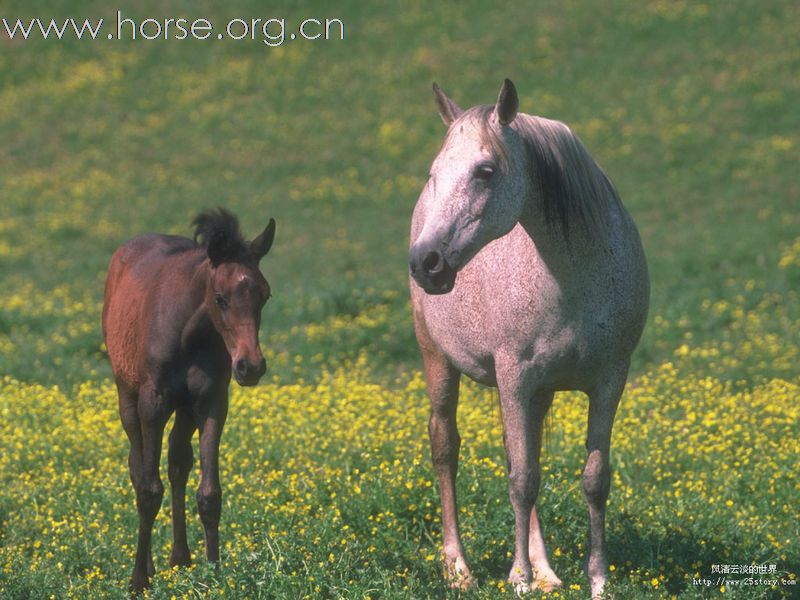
<box><xmin>443</xmin><ymin>555</ymin><xmax>474</xmax><ymax>590</ymax></box>
<box><xmin>128</xmin><ymin>574</ymin><xmax>149</xmax><ymax>596</ymax></box>
<box><xmin>169</xmin><ymin>551</ymin><xmax>192</xmax><ymax>569</ymax></box>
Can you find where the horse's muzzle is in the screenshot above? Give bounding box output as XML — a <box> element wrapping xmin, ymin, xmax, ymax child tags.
<box><xmin>409</xmin><ymin>245</ymin><xmax>457</xmax><ymax>295</ymax></box>
<box><xmin>233</xmin><ymin>356</ymin><xmax>267</xmax><ymax>386</ymax></box>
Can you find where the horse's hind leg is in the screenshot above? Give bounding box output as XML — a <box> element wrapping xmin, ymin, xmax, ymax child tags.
<box><xmin>117</xmin><ymin>382</ymin><xmax>155</xmax><ymax>587</ymax></box>
<box><xmin>130</xmin><ymin>384</ymin><xmax>170</xmax><ymax>593</ymax></box>
<box><xmin>583</xmin><ymin>362</ymin><xmax>629</xmax><ymax>599</ymax></box>
<box><xmin>524</xmin><ymin>392</ymin><xmax>562</xmax><ymax>591</ymax></box>
<box><xmin>529</xmin><ymin>493</ymin><xmax>562</xmax><ymax>591</ymax></box>
<box><xmin>168</xmin><ymin>407</ymin><xmax>196</xmax><ymax>568</ymax></box>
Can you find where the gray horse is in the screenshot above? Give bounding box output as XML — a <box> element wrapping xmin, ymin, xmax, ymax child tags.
<box><xmin>409</xmin><ymin>79</ymin><xmax>649</xmax><ymax>597</ymax></box>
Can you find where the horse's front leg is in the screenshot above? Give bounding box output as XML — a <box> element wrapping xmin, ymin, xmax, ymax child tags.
<box><xmin>416</xmin><ymin>330</ymin><xmax>470</xmax><ymax>587</ymax></box>
<box><xmin>498</xmin><ymin>374</ymin><xmax>552</xmax><ymax>594</ymax></box>
<box><xmin>583</xmin><ymin>363</ymin><xmax>628</xmax><ymax>599</ymax></box>
<box><xmin>427</xmin><ymin>362</ymin><xmax>471</xmax><ymax>588</ymax></box>
<box><xmin>196</xmin><ymin>389</ymin><xmax>228</xmax><ymax>563</ymax></box>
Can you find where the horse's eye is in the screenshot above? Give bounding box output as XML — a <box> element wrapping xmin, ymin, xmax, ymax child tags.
<box><xmin>474</xmin><ymin>163</ymin><xmax>495</xmax><ymax>181</ymax></box>
<box><xmin>215</xmin><ymin>294</ymin><xmax>228</xmax><ymax>309</ymax></box>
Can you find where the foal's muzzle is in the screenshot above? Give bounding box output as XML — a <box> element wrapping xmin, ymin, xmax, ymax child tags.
<box><xmin>233</xmin><ymin>356</ymin><xmax>267</xmax><ymax>386</ymax></box>
<box><xmin>409</xmin><ymin>244</ymin><xmax>457</xmax><ymax>295</ymax></box>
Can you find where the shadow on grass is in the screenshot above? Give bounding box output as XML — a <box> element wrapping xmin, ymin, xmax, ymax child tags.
<box><xmin>608</xmin><ymin>513</ymin><xmax>800</xmax><ymax>596</ymax></box>
<box><xmin>446</xmin><ymin>508</ymin><xmax>799</xmax><ymax>597</ymax></box>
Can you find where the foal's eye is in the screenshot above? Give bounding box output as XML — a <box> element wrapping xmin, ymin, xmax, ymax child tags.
<box><xmin>215</xmin><ymin>294</ymin><xmax>228</xmax><ymax>309</ymax></box>
<box><xmin>473</xmin><ymin>163</ymin><xmax>495</xmax><ymax>181</ymax></box>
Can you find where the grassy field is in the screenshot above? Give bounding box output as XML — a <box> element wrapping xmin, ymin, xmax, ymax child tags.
<box><xmin>1</xmin><ymin>1</ymin><xmax>798</xmax><ymax>598</ymax></box>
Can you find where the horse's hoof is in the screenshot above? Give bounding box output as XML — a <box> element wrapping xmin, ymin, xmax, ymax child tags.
<box><xmin>447</xmin><ymin>572</ymin><xmax>475</xmax><ymax>591</ymax></box>
<box><xmin>533</xmin><ymin>577</ymin><xmax>562</xmax><ymax>593</ymax></box>
<box><xmin>443</xmin><ymin>555</ymin><xmax>474</xmax><ymax>590</ymax></box>
<box><xmin>531</xmin><ymin>567</ymin><xmax>562</xmax><ymax>592</ymax></box>
<box><xmin>509</xmin><ymin>564</ymin><xmax>534</xmax><ymax>596</ymax></box>
<box><xmin>590</xmin><ymin>577</ymin><xmax>608</xmax><ymax>599</ymax></box>
<box><xmin>585</xmin><ymin>561</ymin><xmax>608</xmax><ymax>598</ymax></box>
<box><xmin>512</xmin><ymin>580</ymin><xmax>531</xmax><ymax>596</ymax></box>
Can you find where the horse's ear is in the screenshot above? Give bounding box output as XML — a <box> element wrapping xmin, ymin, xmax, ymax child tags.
<box><xmin>250</xmin><ymin>218</ymin><xmax>276</xmax><ymax>261</ymax></box>
<box><xmin>495</xmin><ymin>78</ymin><xmax>519</xmax><ymax>126</ymax></box>
<box><xmin>433</xmin><ymin>82</ymin><xmax>462</xmax><ymax>126</ymax></box>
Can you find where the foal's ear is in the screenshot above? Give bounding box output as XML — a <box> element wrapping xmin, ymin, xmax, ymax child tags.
<box><xmin>250</xmin><ymin>218</ymin><xmax>276</xmax><ymax>261</ymax></box>
<box><xmin>494</xmin><ymin>78</ymin><xmax>519</xmax><ymax>126</ymax></box>
<box><xmin>432</xmin><ymin>82</ymin><xmax>463</xmax><ymax>127</ymax></box>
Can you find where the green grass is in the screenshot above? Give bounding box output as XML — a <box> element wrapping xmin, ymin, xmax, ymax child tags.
<box><xmin>1</xmin><ymin>1</ymin><xmax>798</xmax><ymax>598</ymax></box>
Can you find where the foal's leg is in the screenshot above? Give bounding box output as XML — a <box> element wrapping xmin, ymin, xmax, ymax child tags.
<box><xmin>415</xmin><ymin>322</ymin><xmax>470</xmax><ymax>587</ymax></box>
<box><xmin>131</xmin><ymin>385</ymin><xmax>170</xmax><ymax>592</ymax></box>
<box><xmin>196</xmin><ymin>391</ymin><xmax>228</xmax><ymax>563</ymax></box>
<box><xmin>168</xmin><ymin>407</ymin><xmax>196</xmax><ymax>568</ymax></box>
<box><xmin>498</xmin><ymin>377</ymin><xmax>551</xmax><ymax>594</ymax></box>
<box><xmin>117</xmin><ymin>383</ymin><xmax>156</xmax><ymax>585</ymax></box>
<box><xmin>583</xmin><ymin>363</ymin><xmax>628</xmax><ymax>599</ymax></box>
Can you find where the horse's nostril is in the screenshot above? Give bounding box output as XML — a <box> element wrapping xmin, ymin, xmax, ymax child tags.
<box><xmin>235</xmin><ymin>358</ymin><xmax>247</xmax><ymax>377</ymax></box>
<box><xmin>422</xmin><ymin>251</ymin><xmax>443</xmax><ymax>274</ymax></box>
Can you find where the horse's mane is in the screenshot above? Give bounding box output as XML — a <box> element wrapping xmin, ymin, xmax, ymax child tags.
<box><xmin>465</xmin><ymin>105</ymin><xmax>621</xmax><ymax>238</ymax></box>
<box><xmin>192</xmin><ymin>208</ymin><xmax>248</xmax><ymax>261</ymax></box>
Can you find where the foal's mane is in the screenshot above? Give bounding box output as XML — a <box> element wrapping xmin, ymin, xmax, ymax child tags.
<box><xmin>192</xmin><ymin>208</ymin><xmax>249</xmax><ymax>261</ymax></box>
<box><xmin>464</xmin><ymin>105</ymin><xmax>620</xmax><ymax>238</ymax></box>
